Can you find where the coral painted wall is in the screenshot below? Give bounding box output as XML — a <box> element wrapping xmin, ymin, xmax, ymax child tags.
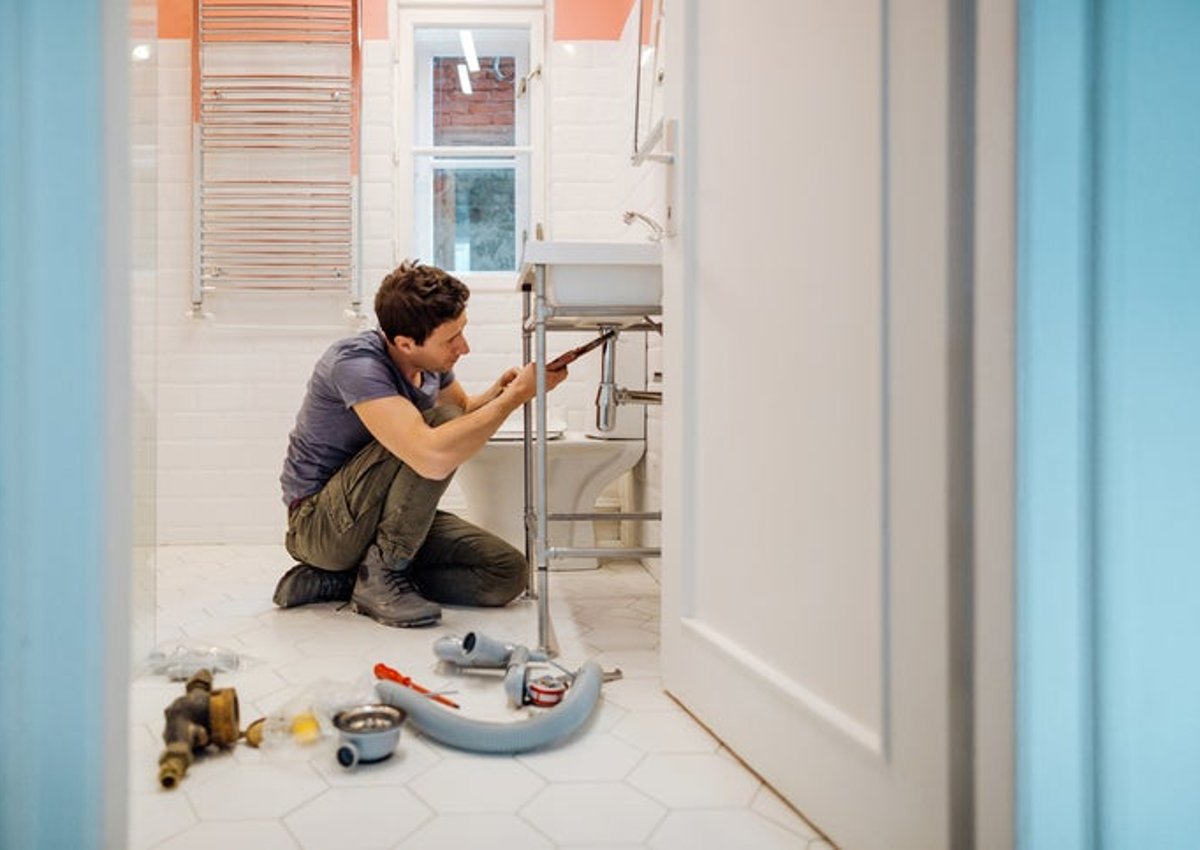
<box><xmin>554</xmin><ymin>0</ymin><xmax>635</xmax><ymax>41</ymax></box>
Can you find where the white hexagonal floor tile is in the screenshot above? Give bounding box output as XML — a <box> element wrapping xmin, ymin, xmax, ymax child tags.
<box><xmin>164</xmin><ymin>744</ymin><xmax>241</xmax><ymax>787</ymax></box>
<box><xmin>233</xmin><ymin>627</ymin><xmax>310</xmax><ymax>668</ymax></box>
<box><xmin>294</xmin><ymin>620</ymin><xmax>395</xmax><ymax>658</ymax></box>
<box><xmin>631</xmin><ymin>596</ymin><xmax>660</xmax><ymax>616</ymax></box>
<box><xmin>154</xmin><ymin>820</ymin><xmax>300</xmax><ymax>850</ymax></box>
<box><xmin>127</xmin><ymin>790</ymin><xmax>197</xmax><ymax>850</ymax></box>
<box><xmin>254</xmin><ymin>609</ymin><xmax>347</xmax><ymax>643</ymax></box>
<box><xmin>648</xmin><ymin>810</ymin><xmax>809</xmax><ymax>850</ymax></box>
<box><xmin>129</xmin><ymin>679</ymin><xmax>190</xmax><ymax>733</ymax></box>
<box><xmin>592</xmin><ymin>648</ymin><xmax>661</xmax><ymax>678</ymax></box>
<box><xmin>310</xmin><ymin>732</ymin><xmax>443</xmax><ymax>787</ymax></box>
<box><xmin>600</xmin><ymin>677</ymin><xmax>678</xmax><ymax>712</ymax></box>
<box><xmin>518</xmin><ymin>731</ymin><xmax>644</xmax><ymax>782</ymax></box>
<box><xmin>284</xmin><ymin>786</ymin><xmax>432</xmax><ymax>850</ymax></box>
<box><xmin>572</xmin><ymin>600</ymin><xmax>652</xmax><ymax>629</ymax></box>
<box><xmin>575</xmin><ymin>692</ymin><xmax>629</xmax><ymax>734</ymax></box>
<box><xmin>220</xmin><ymin>664</ymin><xmax>289</xmax><ymax>704</ymax></box>
<box><xmin>628</xmin><ymin>752</ymin><xmax>762</xmax><ymax>808</ymax></box>
<box><xmin>205</xmin><ymin>593</ymin><xmax>277</xmax><ymax>620</ymax></box>
<box><xmin>612</xmin><ymin>710</ymin><xmax>720</xmax><ymax>754</ymax></box>
<box><xmin>128</xmin><ymin>723</ymin><xmax>168</xmax><ymax>796</ymax></box>
<box><xmin>129</xmin><ymin>548</ymin><xmax>824</xmax><ymax>850</ymax></box>
<box><xmin>409</xmin><ymin>756</ymin><xmax>545</xmax><ymax>813</ymax></box>
<box><xmin>397</xmin><ymin>813</ymin><xmax>554</xmax><ymax>850</ymax></box>
<box><xmin>750</xmin><ymin>784</ymin><xmax>822</xmax><ymax>841</ymax></box>
<box><xmin>520</xmin><ymin>782</ymin><xmax>665</xmax><ymax>845</ymax></box>
<box><xmin>179</xmin><ymin>613</ymin><xmax>265</xmax><ymax>641</ymax></box>
<box><xmin>583</xmin><ymin>624</ymin><xmax>660</xmax><ymax>652</ymax></box>
<box><xmin>232</xmin><ymin>736</ymin><xmax>336</xmax><ymax>766</ymax></box>
<box><xmin>275</xmin><ymin>654</ymin><xmax>378</xmax><ymax>687</ymax></box>
<box><xmin>185</xmin><ymin>761</ymin><xmax>327</xmax><ymax>820</ymax></box>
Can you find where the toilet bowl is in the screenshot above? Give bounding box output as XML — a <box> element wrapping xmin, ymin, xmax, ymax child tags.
<box><xmin>457</xmin><ymin>415</ymin><xmax>644</xmax><ymax>570</ymax></box>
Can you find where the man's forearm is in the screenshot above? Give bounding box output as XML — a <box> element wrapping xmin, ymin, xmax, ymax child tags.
<box><xmin>424</xmin><ymin>389</ymin><xmax>524</xmax><ymax>476</ymax></box>
<box><xmin>463</xmin><ymin>385</ymin><xmax>502</xmax><ymax>413</ymax></box>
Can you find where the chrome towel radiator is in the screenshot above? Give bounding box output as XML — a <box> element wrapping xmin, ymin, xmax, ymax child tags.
<box><xmin>192</xmin><ymin>1</ymin><xmax>361</xmax><ymax>316</ymax></box>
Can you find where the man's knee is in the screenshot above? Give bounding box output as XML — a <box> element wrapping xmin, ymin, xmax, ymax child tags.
<box><xmin>478</xmin><ymin>548</ymin><xmax>527</xmax><ymax>606</ymax></box>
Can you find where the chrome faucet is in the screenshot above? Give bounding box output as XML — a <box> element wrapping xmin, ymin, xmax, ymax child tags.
<box><xmin>622</xmin><ymin>210</ymin><xmax>665</xmax><ymax>242</ymax></box>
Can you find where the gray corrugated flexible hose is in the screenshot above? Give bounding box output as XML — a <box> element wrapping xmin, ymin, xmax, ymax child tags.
<box><xmin>374</xmin><ymin>660</ymin><xmax>604</xmax><ymax>754</ymax></box>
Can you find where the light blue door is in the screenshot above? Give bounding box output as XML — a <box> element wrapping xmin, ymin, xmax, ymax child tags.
<box><xmin>1018</xmin><ymin>1</ymin><xmax>1200</xmax><ymax>848</ymax></box>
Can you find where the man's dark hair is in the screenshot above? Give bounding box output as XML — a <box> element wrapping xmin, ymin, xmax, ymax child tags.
<box><xmin>374</xmin><ymin>261</ymin><xmax>470</xmax><ymax>345</ymax></box>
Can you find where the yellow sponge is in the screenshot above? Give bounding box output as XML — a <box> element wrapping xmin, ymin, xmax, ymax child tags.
<box><xmin>291</xmin><ymin>711</ymin><xmax>321</xmax><ymax>745</ymax></box>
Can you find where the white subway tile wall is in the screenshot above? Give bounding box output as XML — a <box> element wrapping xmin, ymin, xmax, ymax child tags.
<box><xmin>155</xmin><ymin>5</ymin><xmax>663</xmax><ymax>557</ymax></box>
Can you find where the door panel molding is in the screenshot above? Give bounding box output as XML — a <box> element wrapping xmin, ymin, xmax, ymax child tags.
<box><xmin>682</xmin><ymin>618</ymin><xmax>886</xmax><ymax>759</ymax></box>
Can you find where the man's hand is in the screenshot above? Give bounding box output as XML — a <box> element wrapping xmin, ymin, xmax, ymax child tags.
<box><xmin>503</xmin><ymin>361</ymin><xmax>569</xmax><ymax>405</ymax></box>
<box><xmin>485</xmin><ymin>368</ymin><xmax>520</xmax><ymax>404</ymax></box>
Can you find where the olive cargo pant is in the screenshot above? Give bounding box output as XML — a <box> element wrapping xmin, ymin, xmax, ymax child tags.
<box><xmin>284</xmin><ymin>406</ymin><xmax>527</xmax><ymax>607</ymax></box>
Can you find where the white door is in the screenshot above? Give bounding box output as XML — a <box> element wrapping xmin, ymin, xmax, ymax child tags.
<box><xmin>659</xmin><ymin>3</ymin><xmax>982</xmax><ymax>848</ymax></box>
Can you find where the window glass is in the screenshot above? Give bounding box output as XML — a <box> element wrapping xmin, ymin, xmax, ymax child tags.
<box><xmin>432</xmin><ymin>55</ymin><xmax>516</xmax><ymax>146</ymax></box>
<box><xmin>432</xmin><ymin>162</ymin><xmax>515</xmax><ymax>272</ymax></box>
<box><xmin>415</xmin><ymin>27</ymin><xmax>528</xmax><ymax>148</ymax></box>
<box><xmin>412</xmin><ymin>26</ymin><xmax>531</xmax><ymax>273</ymax></box>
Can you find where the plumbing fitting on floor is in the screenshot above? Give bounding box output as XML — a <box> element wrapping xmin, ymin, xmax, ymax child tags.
<box><xmin>434</xmin><ymin>631</ymin><xmax>551</xmax><ymax>709</ymax></box>
<box><xmin>332</xmin><ymin>704</ymin><xmax>406</xmax><ymax>770</ymax></box>
<box><xmin>376</xmin><ymin>660</ymin><xmax>604</xmax><ymax>754</ymax></box>
<box><xmin>157</xmin><ymin>669</ymin><xmax>241</xmax><ymax>789</ymax></box>
<box><xmin>375</xmin><ymin>631</ymin><xmax>620</xmax><ymax>753</ymax></box>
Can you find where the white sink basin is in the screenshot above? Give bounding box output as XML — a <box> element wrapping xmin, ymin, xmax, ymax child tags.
<box><xmin>521</xmin><ymin>240</ymin><xmax>662</xmax><ymax>309</ymax></box>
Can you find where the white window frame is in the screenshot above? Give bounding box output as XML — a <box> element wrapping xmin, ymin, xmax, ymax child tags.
<box><xmin>394</xmin><ymin>4</ymin><xmax>545</xmax><ymax>292</ymax></box>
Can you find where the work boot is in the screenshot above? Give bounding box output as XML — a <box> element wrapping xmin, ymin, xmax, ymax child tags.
<box><xmin>351</xmin><ymin>549</ymin><xmax>441</xmax><ymax>628</ymax></box>
<box><xmin>272</xmin><ymin>563</ymin><xmax>356</xmax><ymax>609</ymax></box>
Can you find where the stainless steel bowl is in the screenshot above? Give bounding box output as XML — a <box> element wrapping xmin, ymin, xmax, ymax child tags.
<box><xmin>332</xmin><ymin>704</ymin><xmax>406</xmax><ymax>769</ymax></box>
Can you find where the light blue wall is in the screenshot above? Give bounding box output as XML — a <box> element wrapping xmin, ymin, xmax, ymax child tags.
<box><xmin>1016</xmin><ymin>0</ymin><xmax>1095</xmax><ymax>845</ymax></box>
<box><xmin>1018</xmin><ymin>1</ymin><xmax>1200</xmax><ymax>847</ymax></box>
<box><xmin>1093</xmin><ymin>2</ymin><xmax>1200</xmax><ymax>845</ymax></box>
<box><xmin>0</xmin><ymin>2</ymin><xmax>130</xmax><ymax>848</ymax></box>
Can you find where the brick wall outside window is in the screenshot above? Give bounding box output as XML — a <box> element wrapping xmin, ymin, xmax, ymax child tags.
<box><xmin>432</xmin><ymin>56</ymin><xmax>516</xmax><ymax>146</ymax></box>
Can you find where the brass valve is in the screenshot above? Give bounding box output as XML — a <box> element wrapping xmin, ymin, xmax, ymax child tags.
<box><xmin>157</xmin><ymin>669</ymin><xmax>240</xmax><ymax>789</ymax></box>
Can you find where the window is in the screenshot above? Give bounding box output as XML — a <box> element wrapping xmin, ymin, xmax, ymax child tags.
<box><xmin>397</xmin><ymin>10</ymin><xmax>544</xmax><ymax>287</ymax></box>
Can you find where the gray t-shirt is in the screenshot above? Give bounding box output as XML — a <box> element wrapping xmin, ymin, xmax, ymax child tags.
<box><xmin>280</xmin><ymin>329</ymin><xmax>455</xmax><ymax>505</ymax></box>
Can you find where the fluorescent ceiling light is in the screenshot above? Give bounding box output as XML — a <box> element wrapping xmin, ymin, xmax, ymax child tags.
<box><xmin>459</xmin><ymin>30</ymin><xmax>480</xmax><ymax>73</ymax></box>
<box><xmin>456</xmin><ymin>63</ymin><xmax>473</xmax><ymax>95</ymax></box>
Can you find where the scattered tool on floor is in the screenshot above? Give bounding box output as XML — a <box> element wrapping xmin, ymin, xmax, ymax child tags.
<box><xmin>373</xmin><ymin>662</ymin><xmax>460</xmax><ymax>709</ymax></box>
<box><xmin>157</xmin><ymin>669</ymin><xmax>241</xmax><ymax>789</ymax></box>
<box><xmin>376</xmin><ymin>660</ymin><xmax>604</xmax><ymax>754</ymax></box>
<box><xmin>373</xmin><ymin>631</ymin><xmax>618</xmax><ymax>754</ymax></box>
<box><xmin>332</xmin><ymin>704</ymin><xmax>407</xmax><ymax>770</ymax></box>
